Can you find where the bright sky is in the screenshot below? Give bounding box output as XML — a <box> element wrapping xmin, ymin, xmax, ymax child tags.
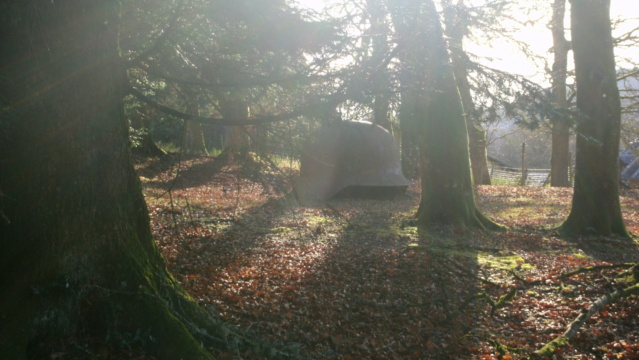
<box><xmin>292</xmin><ymin>0</ymin><xmax>639</xmax><ymax>84</ymax></box>
<box><xmin>477</xmin><ymin>0</ymin><xmax>639</xmax><ymax>82</ymax></box>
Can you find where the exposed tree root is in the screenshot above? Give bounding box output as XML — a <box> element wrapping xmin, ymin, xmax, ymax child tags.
<box><xmin>450</xmin><ymin>333</ymin><xmax>526</xmax><ymax>360</ymax></box>
<box><xmin>559</xmin><ymin>263</ymin><xmax>636</xmax><ymax>279</ymax></box>
<box><xmin>509</xmin><ymin>269</ymin><xmax>543</xmax><ymax>287</ymax></box>
<box><xmin>536</xmin><ymin>282</ymin><xmax>639</xmax><ymax>357</ymax></box>
<box><xmin>469</xmin><ymin>288</ymin><xmax>518</xmax><ymax>316</ymax></box>
<box><xmin>25</xmin><ymin>280</ymin><xmax>302</xmax><ymax>360</ymax></box>
<box><xmin>475</xmin><ymin>209</ymin><xmax>507</xmax><ymax>231</ymax></box>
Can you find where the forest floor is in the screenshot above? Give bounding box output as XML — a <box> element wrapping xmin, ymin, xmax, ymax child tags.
<box><xmin>136</xmin><ymin>155</ymin><xmax>639</xmax><ymax>360</ymax></box>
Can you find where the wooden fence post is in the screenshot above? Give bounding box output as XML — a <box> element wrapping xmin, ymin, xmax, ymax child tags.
<box><xmin>520</xmin><ymin>142</ymin><xmax>527</xmax><ymax>186</ymax></box>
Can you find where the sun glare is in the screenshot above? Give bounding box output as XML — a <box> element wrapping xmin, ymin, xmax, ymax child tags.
<box><xmin>292</xmin><ymin>0</ymin><xmax>639</xmax><ymax>84</ymax></box>
<box><xmin>291</xmin><ymin>0</ymin><xmax>330</xmax><ymax>11</ymax></box>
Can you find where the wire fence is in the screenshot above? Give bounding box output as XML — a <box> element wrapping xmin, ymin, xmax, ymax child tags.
<box><xmin>490</xmin><ymin>167</ymin><xmax>551</xmax><ymax>186</ymax></box>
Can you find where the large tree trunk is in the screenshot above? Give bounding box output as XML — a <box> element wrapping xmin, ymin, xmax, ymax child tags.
<box><xmin>443</xmin><ymin>0</ymin><xmax>491</xmax><ymax>185</ymax></box>
<box><xmin>0</xmin><ymin>1</ymin><xmax>238</xmax><ymax>358</ymax></box>
<box><xmin>550</xmin><ymin>0</ymin><xmax>572</xmax><ymax>187</ymax></box>
<box><xmin>410</xmin><ymin>0</ymin><xmax>497</xmax><ymax>228</ymax></box>
<box><xmin>559</xmin><ymin>0</ymin><xmax>629</xmax><ymax>237</ymax></box>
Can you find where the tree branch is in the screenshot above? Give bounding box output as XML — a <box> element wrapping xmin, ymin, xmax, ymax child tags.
<box><xmin>559</xmin><ymin>263</ymin><xmax>636</xmax><ymax>280</ymax></box>
<box><xmin>617</xmin><ymin>68</ymin><xmax>639</xmax><ymax>82</ymax></box>
<box><xmin>124</xmin><ymin>0</ymin><xmax>186</xmax><ymax>68</ymax></box>
<box><xmin>134</xmin><ymin>61</ymin><xmax>335</xmax><ymax>90</ymax></box>
<box><xmin>128</xmin><ymin>87</ymin><xmax>342</xmax><ymax>126</ymax></box>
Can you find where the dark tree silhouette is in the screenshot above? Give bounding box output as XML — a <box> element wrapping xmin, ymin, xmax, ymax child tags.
<box><xmin>0</xmin><ymin>1</ymin><xmax>255</xmax><ymax>358</ymax></box>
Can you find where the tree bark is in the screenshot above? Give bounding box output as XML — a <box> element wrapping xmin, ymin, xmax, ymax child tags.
<box><xmin>183</xmin><ymin>119</ymin><xmax>209</xmax><ymax>154</ymax></box>
<box><xmin>0</xmin><ymin>1</ymin><xmax>238</xmax><ymax>358</ymax></box>
<box><xmin>410</xmin><ymin>0</ymin><xmax>498</xmax><ymax>229</ymax></box>
<box><xmin>218</xmin><ymin>99</ymin><xmax>252</xmax><ymax>163</ymax></box>
<box><xmin>180</xmin><ymin>94</ymin><xmax>208</xmax><ymax>155</ymax></box>
<box><xmin>467</xmin><ymin>126</ymin><xmax>491</xmax><ymax>185</ymax></box>
<box><xmin>559</xmin><ymin>0</ymin><xmax>630</xmax><ymax>237</ymax></box>
<box><xmin>443</xmin><ymin>0</ymin><xmax>491</xmax><ymax>185</ymax></box>
<box><xmin>550</xmin><ymin>0</ymin><xmax>572</xmax><ymax>187</ymax></box>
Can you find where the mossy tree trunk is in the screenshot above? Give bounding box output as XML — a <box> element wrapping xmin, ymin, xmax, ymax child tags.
<box><xmin>559</xmin><ymin>0</ymin><xmax>630</xmax><ymax>237</ymax></box>
<box><xmin>550</xmin><ymin>0</ymin><xmax>572</xmax><ymax>187</ymax></box>
<box><xmin>403</xmin><ymin>0</ymin><xmax>497</xmax><ymax>229</ymax></box>
<box><xmin>0</xmin><ymin>1</ymin><xmax>240</xmax><ymax>358</ymax></box>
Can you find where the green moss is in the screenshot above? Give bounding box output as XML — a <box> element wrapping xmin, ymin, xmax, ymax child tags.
<box><xmin>537</xmin><ymin>335</ymin><xmax>569</xmax><ymax>357</ymax></box>
<box><xmin>430</xmin><ymin>247</ymin><xmax>477</xmax><ymax>258</ymax></box>
<box><xmin>270</xmin><ymin>226</ymin><xmax>292</xmax><ymax>234</ymax></box>
<box><xmin>352</xmin><ymin>224</ymin><xmax>418</xmax><ymax>238</ymax></box>
<box><xmin>403</xmin><ymin>246</ymin><xmax>535</xmax><ymax>271</ymax></box>
<box><xmin>560</xmin><ymin>283</ymin><xmax>575</xmax><ymax>297</ymax></box>
<box><xmin>115</xmin><ymin>293</ymin><xmax>215</xmax><ymax>360</ymax></box>
<box><xmin>494</xmin><ymin>288</ymin><xmax>518</xmax><ymax>310</ymax></box>
<box><xmin>303</xmin><ymin>215</ymin><xmax>333</xmax><ymax>226</ymax></box>
<box><xmin>478</xmin><ymin>253</ymin><xmax>534</xmax><ymax>270</ymax></box>
<box><xmin>617</xmin><ymin>274</ymin><xmax>637</xmax><ymax>285</ymax></box>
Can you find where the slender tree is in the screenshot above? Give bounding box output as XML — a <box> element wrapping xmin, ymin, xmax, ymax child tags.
<box><xmin>559</xmin><ymin>0</ymin><xmax>630</xmax><ymax>237</ymax></box>
<box><xmin>178</xmin><ymin>89</ymin><xmax>209</xmax><ymax>155</ymax></box>
<box><xmin>397</xmin><ymin>82</ymin><xmax>422</xmax><ymax>179</ymax></box>
<box><xmin>389</xmin><ymin>1</ymin><xmax>422</xmax><ymax>179</ymax></box>
<box><xmin>0</xmin><ymin>1</ymin><xmax>256</xmax><ymax>358</ymax></box>
<box><xmin>182</xmin><ymin>116</ymin><xmax>209</xmax><ymax>155</ymax></box>
<box><xmin>549</xmin><ymin>0</ymin><xmax>572</xmax><ymax>187</ymax></box>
